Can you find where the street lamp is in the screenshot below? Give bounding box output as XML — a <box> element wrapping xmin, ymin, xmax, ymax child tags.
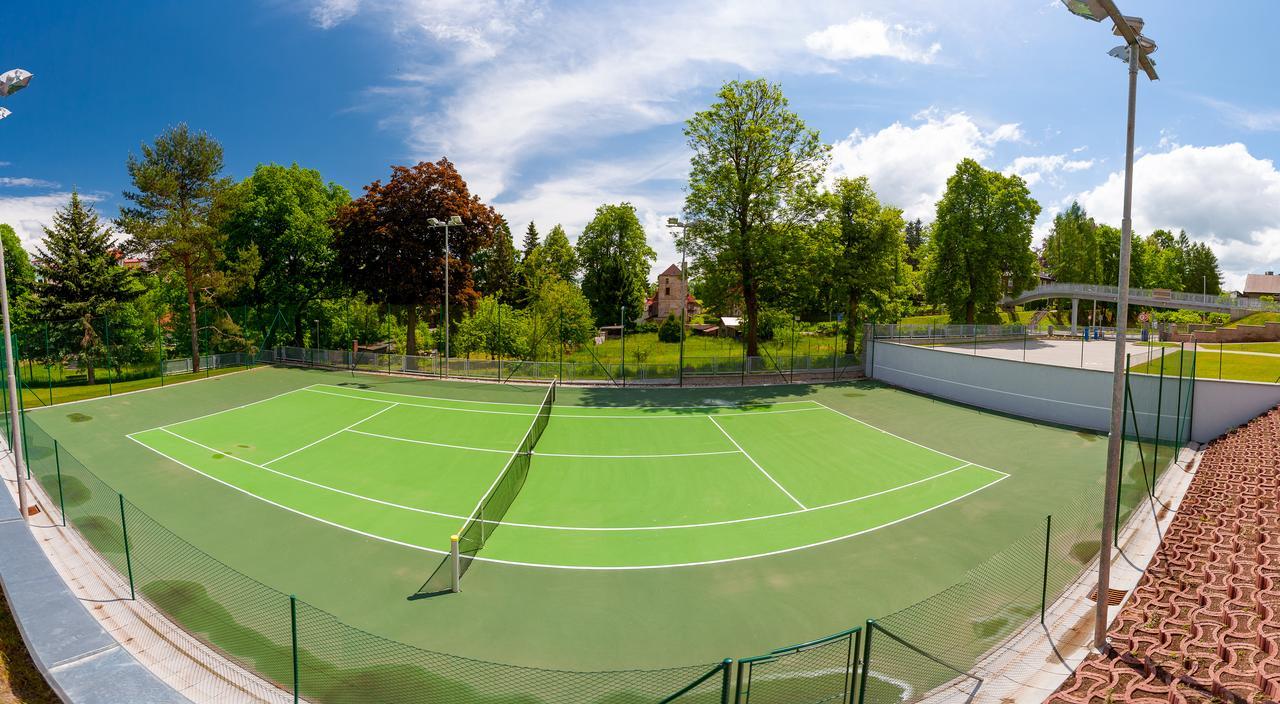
<box><xmin>0</xmin><ymin>68</ymin><xmax>32</xmax><ymax>521</ymax></box>
<box><xmin>1060</xmin><ymin>0</ymin><xmax>1158</xmax><ymax>652</ymax></box>
<box><xmin>666</xmin><ymin>218</ymin><xmax>689</xmax><ymax>386</ymax></box>
<box><xmin>427</xmin><ymin>215</ymin><xmax>464</xmax><ymax>376</ymax></box>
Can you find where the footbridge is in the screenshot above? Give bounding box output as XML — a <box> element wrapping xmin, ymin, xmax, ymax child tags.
<box><xmin>1005</xmin><ymin>282</ymin><xmax>1279</xmax><ymax>317</ymax></box>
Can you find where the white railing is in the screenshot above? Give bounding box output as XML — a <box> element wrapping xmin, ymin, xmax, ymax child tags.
<box><xmin>1008</xmin><ymin>282</ymin><xmax>1280</xmax><ymax>312</ymax></box>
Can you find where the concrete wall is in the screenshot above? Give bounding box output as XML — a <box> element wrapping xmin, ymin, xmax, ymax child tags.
<box><xmin>868</xmin><ymin>340</ymin><xmax>1280</xmax><ymax>444</ymax></box>
<box><xmin>1163</xmin><ymin>322</ymin><xmax>1280</xmax><ymax>344</ymax></box>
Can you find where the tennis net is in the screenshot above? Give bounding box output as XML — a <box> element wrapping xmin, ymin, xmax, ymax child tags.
<box><xmin>414</xmin><ymin>381</ymin><xmax>556</xmax><ymax>597</ymax></box>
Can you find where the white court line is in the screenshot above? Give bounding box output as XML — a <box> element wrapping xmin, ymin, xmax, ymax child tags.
<box><xmin>708</xmin><ymin>416</ymin><xmax>807</xmax><ymax>510</ymax></box>
<box><xmin>262</xmin><ymin>403</ymin><xmax>399</xmax><ymax>466</ymax></box>
<box><xmin>813</xmin><ymin>401</ymin><xmax>1011</xmax><ymax>478</ymax></box>
<box><xmin>147</xmin><ymin>386</ymin><xmax>317</xmax><ymax>433</ymax></box>
<box><xmin>305</xmin><ymin>386</ymin><xmax>826</xmax><ymax>419</ymax></box>
<box><xmin>133</xmin><ymin>427</ymin><xmax>992</xmax><ymax>532</ymax></box>
<box><xmin>128</xmin><ymin>429</ymin><xmax>1010</xmax><ymax>570</ymax></box>
<box><xmin>308</xmin><ymin>382</ymin><xmax>821</xmax><ymax>410</ymax></box>
<box><xmin>345</xmin><ymin>429</ymin><xmax>742</xmax><ymax>459</ymax></box>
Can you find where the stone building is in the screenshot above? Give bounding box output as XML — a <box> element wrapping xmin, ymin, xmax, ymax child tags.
<box><xmin>646</xmin><ymin>263</ymin><xmax>700</xmax><ymax>321</ymax></box>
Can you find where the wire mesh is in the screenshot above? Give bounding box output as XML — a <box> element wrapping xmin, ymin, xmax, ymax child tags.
<box><xmin>735</xmin><ymin>629</ymin><xmax>859</xmax><ymax>704</ymax></box>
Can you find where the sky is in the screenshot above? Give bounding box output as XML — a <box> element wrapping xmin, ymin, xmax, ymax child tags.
<box><xmin>3</xmin><ymin>0</ymin><xmax>1280</xmax><ymax>289</ymax></box>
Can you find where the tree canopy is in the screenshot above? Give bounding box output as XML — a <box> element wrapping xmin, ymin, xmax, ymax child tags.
<box><xmin>575</xmin><ymin>203</ymin><xmax>656</xmax><ymax>327</ymax></box>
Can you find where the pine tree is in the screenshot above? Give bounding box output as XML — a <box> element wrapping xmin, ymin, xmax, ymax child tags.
<box><xmin>904</xmin><ymin>218</ymin><xmax>925</xmax><ymax>268</ymax></box>
<box><xmin>521</xmin><ymin>221</ymin><xmax>540</xmax><ymax>260</ymax></box>
<box><xmin>35</xmin><ymin>191</ymin><xmax>140</xmax><ymax>384</ymax></box>
<box><xmin>476</xmin><ymin>217</ymin><xmax>518</xmax><ymax>301</ymax></box>
<box><xmin>541</xmin><ymin>224</ymin><xmax>579</xmax><ymax>282</ymax></box>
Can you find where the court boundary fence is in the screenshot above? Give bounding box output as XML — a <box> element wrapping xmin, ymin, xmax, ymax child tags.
<box><xmin>5</xmin><ymin>362</ymin><xmax>1187</xmax><ymax>704</ymax></box>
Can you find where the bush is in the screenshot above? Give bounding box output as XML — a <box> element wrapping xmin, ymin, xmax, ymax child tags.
<box><xmin>752</xmin><ymin>309</ymin><xmax>793</xmax><ymax>342</ymax></box>
<box><xmin>658</xmin><ymin>313</ymin><xmax>682</xmax><ymax>343</ymax></box>
<box><xmin>635</xmin><ymin>321</ymin><xmax>659</xmax><ymax>334</ymax></box>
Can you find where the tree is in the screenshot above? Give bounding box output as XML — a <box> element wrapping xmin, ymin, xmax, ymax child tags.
<box><xmin>221</xmin><ymin>163</ymin><xmax>350</xmax><ymax>345</ymax></box>
<box><xmin>1183</xmin><ymin>241</ymin><xmax>1222</xmax><ymax>295</ymax></box>
<box><xmin>474</xmin><ymin>217</ymin><xmax>518</xmax><ymax>301</ymax></box>
<box><xmin>521</xmin><ymin>221</ymin><xmax>540</xmax><ymax>259</ymax></box>
<box><xmin>541</xmin><ymin>225</ymin><xmax>579</xmax><ymax>283</ymax></box>
<box><xmin>0</xmin><ymin>224</ymin><xmax>36</xmax><ymax>324</ymax></box>
<box><xmin>576</xmin><ymin>203</ymin><xmax>656</xmax><ymax>327</ymax></box>
<box><xmin>657</xmin><ymin>313</ymin><xmax>682</xmax><ymax>343</ymax></box>
<box><xmin>35</xmin><ymin>192</ymin><xmax>141</xmax><ymax>384</ymax></box>
<box><xmin>117</xmin><ymin>124</ymin><xmax>239</xmax><ymax>373</ymax></box>
<box><xmin>529</xmin><ymin>279</ymin><xmax>595</xmax><ymax>355</ymax></box>
<box><xmin>333</xmin><ymin>158</ymin><xmax>501</xmax><ymax>355</ymax></box>
<box><xmin>453</xmin><ymin>295</ymin><xmax>527</xmax><ymax>358</ymax></box>
<box><xmin>904</xmin><ymin>218</ymin><xmax>925</xmax><ymax>268</ymax></box>
<box><xmin>1041</xmin><ymin>202</ymin><xmax>1101</xmax><ymax>286</ymax></box>
<box><xmin>826</xmin><ymin>177</ymin><xmax>905</xmax><ymax>352</ymax></box>
<box><xmin>683</xmin><ymin>78</ymin><xmax>828</xmax><ymax>355</ymax></box>
<box><xmin>924</xmin><ymin>159</ymin><xmax>1040</xmax><ymax>324</ymax></box>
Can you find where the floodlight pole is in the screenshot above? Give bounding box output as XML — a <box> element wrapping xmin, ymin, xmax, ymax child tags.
<box><xmin>1</xmin><ymin>236</ymin><xmax>29</xmax><ymax>521</ymax></box>
<box><xmin>1095</xmin><ymin>36</ymin><xmax>1141</xmax><ymax>652</ymax></box>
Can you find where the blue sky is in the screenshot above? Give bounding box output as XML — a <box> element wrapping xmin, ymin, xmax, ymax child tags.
<box><xmin>3</xmin><ymin>0</ymin><xmax>1279</xmax><ymax>288</ymax></box>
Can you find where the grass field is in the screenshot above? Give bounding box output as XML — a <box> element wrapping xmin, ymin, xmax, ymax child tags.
<box><xmin>15</xmin><ymin>365</ymin><xmax>247</xmax><ymax>409</ymax></box>
<box><xmin>20</xmin><ymin>365</ymin><xmax>1175</xmax><ymax>688</ymax></box>
<box><xmin>1131</xmin><ymin>348</ymin><xmax>1280</xmax><ymax>383</ymax></box>
<box><xmin>1225</xmin><ymin>311</ymin><xmax>1280</xmax><ymax>328</ymax></box>
<box><xmin>1213</xmin><ymin>342</ymin><xmax>1280</xmax><ymax>354</ymax></box>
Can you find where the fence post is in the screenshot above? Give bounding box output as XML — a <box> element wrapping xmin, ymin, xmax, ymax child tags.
<box><xmin>1152</xmin><ymin>351</ymin><xmax>1165</xmax><ymax>494</ymax></box>
<box><xmin>720</xmin><ymin>658</ymin><xmax>733</xmax><ymax>704</ymax></box>
<box><xmin>857</xmin><ymin>620</ymin><xmax>874</xmax><ymax>704</ymax></box>
<box><xmin>118</xmin><ymin>494</ymin><xmax>135</xmax><ymax>600</ymax></box>
<box><xmin>54</xmin><ymin>439</ymin><xmax>65</xmax><ymax>526</ymax></box>
<box><xmin>105</xmin><ymin>318</ymin><xmax>115</xmax><ymax>396</ymax></box>
<box><xmin>44</xmin><ymin>321</ymin><xmax>52</xmax><ymax>407</ymax></box>
<box><xmin>290</xmin><ymin>594</ymin><xmax>300</xmax><ymax>704</ymax></box>
<box><xmin>1040</xmin><ymin>514</ymin><xmax>1052</xmax><ymax>624</ymax></box>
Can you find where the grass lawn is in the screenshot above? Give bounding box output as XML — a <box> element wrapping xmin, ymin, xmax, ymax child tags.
<box><xmin>561</xmin><ymin>331</ymin><xmax>851</xmax><ymax>366</ymax></box>
<box><xmin>1131</xmin><ymin>349</ymin><xmax>1280</xmax><ymax>384</ymax></box>
<box><xmin>16</xmin><ymin>365</ymin><xmax>251</xmax><ymax>409</ymax></box>
<box><xmin>898</xmin><ymin>307</ymin><xmax>1041</xmax><ymax>326</ymax></box>
<box><xmin>1212</xmin><ymin>342</ymin><xmax>1280</xmax><ymax>355</ymax></box>
<box><xmin>1226</xmin><ymin>311</ymin><xmax>1280</xmax><ymax>328</ymax></box>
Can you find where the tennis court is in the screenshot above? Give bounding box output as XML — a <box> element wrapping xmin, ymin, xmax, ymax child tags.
<box><xmin>126</xmin><ymin>379</ymin><xmax>1006</xmax><ymax>573</ymax></box>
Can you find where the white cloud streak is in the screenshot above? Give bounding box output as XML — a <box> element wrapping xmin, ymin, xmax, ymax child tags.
<box><xmin>805</xmin><ymin>18</ymin><xmax>941</xmax><ymax>63</ymax></box>
<box><xmin>0</xmin><ymin>177</ymin><xmax>59</xmax><ymax>188</ymax></box>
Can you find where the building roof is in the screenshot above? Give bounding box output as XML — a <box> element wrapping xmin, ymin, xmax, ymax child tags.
<box><xmin>1243</xmin><ymin>272</ymin><xmax>1280</xmax><ymax>295</ymax></box>
<box><xmin>659</xmin><ymin>263</ymin><xmax>683</xmax><ymax>277</ymax></box>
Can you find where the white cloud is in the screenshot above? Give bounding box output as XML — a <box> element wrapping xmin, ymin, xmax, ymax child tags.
<box><xmin>1004</xmin><ymin>154</ymin><xmax>1094</xmax><ymax>186</ymax></box>
<box><xmin>1198</xmin><ymin>96</ymin><xmax>1280</xmax><ymax>132</ymax></box>
<box><xmin>0</xmin><ymin>192</ymin><xmax>106</xmax><ymax>250</ymax></box>
<box><xmin>0</xmin><ymin>177</ymin><xmax>58</xmax><ymax>188</ymax></box>
<box><xmin>1074</xmin><ymin>143</ymin><xmax>1280</xmax><ymax>290</ymax></box>
<box><xmin>804</xmin><ymin>18</ymin><xmax>940</xmax><ymax>63</ymax></box>
<box><xmin>310</xmin><ymin>0</ymin><xmax>360</xmax><ymax>29</ymax></box>
<box><xmin>828</xmin><ymin>110</ymin><xmax>1022</xmax><ymax>220</ymax></box>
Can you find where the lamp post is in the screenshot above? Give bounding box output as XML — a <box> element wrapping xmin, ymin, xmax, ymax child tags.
<box><xmin>1</xmin><ymin>67</ymin><xmax>33</xmax><ymax>522</ymax></box>
<box><xmin>667</xmin><ymin>218</ymin><xmax>689</xmax><ymax>387</ymax></box>
<box><xmin>427</xmin><ymin>216</ymin><xmax>464</xmax><ymax>376</ymax></box>
<box><xmin>1061</xmin><ymin>0</ymin><xmax>1158</xmax><ymax>652</ymax></box>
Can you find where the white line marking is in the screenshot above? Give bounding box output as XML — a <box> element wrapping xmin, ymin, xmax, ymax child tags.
<box><xmin>133</xmin><ymin>429</ymin><xmax>992</xmax><ymax>532</ymax></box>
<box><xmin>345</xmin><ymin>429</ymin><xmax>742</xmax><ymax>459</ymax></box>
<box><xmin>813</xmin><ymin>401</ymin><xmax>1011</xmax><ymax>478</ymax></box>
<box><xmin>129</xmin><ymin>429</ymin><xmax>1010</xmax><ymax>570</ymax></box>
<box><xmin>261</xmin><ymin>403</ymin><xmax>399</xmax><ymax>466</ymax></box>
<box><xmin>305</xmin><ymin>386</ymin><xmax>826</xmax><ymax>419</ymax></box>
<box><xmin>708</xmin><ymin>416</ymin><xmax>807</xmax><ymax>509</ymax></box>
<box><xmin>304</xmin><ymin>386</ymin><xmax>814</xmax><ymax>414</ymax></box>
<box><xmin>143</xmin><ymin>386</ymin><xmax>317</xmax><ymax>433</ymax></box>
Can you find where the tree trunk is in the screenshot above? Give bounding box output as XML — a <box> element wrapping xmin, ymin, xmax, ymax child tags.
<box><xmin>293</xmin><ymin>312</ymin><xmax>304</xmax><ymax>347</ymax></box>
<box><xmin>845</xmin><ymin>289</ymin><xmax>860</xmax><ymax>355</ymax></box>
<box><xmin>186</xmin><ymin>266</ymin><xmax>201</xmax><ymax>373</ymax></box>
<box><xmin>405</xmin><ymin>305</ymin><xmax>418</xmax><ymax>357</ymax></box>
<box><xmin>81</xmin><ymin>318</ymin><xmax>97</xmax><ymax>385</ymax></box>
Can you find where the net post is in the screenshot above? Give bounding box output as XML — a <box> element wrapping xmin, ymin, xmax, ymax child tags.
<box><xmin>1153</xmin><ymin>350</ymin><xmax>1165</xmax><ymax>493</ymax></box>
<box><xmin>1040</xmin><ymin>513</ymin><xmax>1052</xmax><ymax>624</ymax></box>
<box><xmin>719</xmin><ymin>658</ymin><xmax>733</xmax><ymax>704</ymax></box>
<box><xmin>118</xmin><ymin>494</ymin><xmax>135</xmax><ymax>600</ymax></box>
<box><xmin>54</xmin><ymin>439</ymin><xmax>65</xmax><ymax>526</ymax></box>
<box><xmin>857</xmin><ymin>620</ymin><xmax>873</xmax><ymax>704</ymax></box>
<box><xmin>450</xmin><ymin>534</ymin><xmax>461</xmax><ymax>593</ymax></box>
<box><xmin>733</xmin><ymin>655</ymin><xmax>746</xmax><ymax>704</ymax></box>
<box><xmin>105</xmin><ymin>318</ymin><xmax>115</xmax><ymax>396</ymax></box>
<box><xmin>289</xmin><ymin>594</ymin><xmax>299</xmax><ymax>704</ymax></box>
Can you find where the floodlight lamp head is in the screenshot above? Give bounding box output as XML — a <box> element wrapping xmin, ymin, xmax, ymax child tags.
<box><xmin>1112</xmin><ymin>15</ymin><xmax>1144</xmax><ymax>36</ymax></box>
<box><xmin>427</xmin><ymin>218</ymin><xmax>443</xmax><ymax>227</ymax></box>
<box><xmin>1061</xmin><ymin>0</ymin><xmax>1105</xmax><ymax>21</ymax></box>
<box><xmin>1108</xmin><ymin>45</ymin><xmax>1130</xmax><ymax>62</ymax></box>
<box><xmin>0</xmin><ymin>107</ymin><xmax>10</xmax><ymax>121</ymax></box>
<box><xmin>666</xmin><ymin>217</ymin><xmax>681</xmax><ymax>227</ymax></box>
<box><xmin>0</xmin><ymin>69</ymin><xmax>33</xmax><ymax>98</ymax></box>
<box><xmin>448</xmin><ymin>215</ymin><xmax>463</xmax><ymax>226</ymax></box>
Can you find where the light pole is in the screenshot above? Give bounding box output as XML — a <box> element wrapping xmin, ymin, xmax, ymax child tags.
<box><xmin>1061</xmin><ymin>0</ymin><xmax>1158</xmax><ymax>652</ymax></box>
<box><xmin>1</xmin><ymin>67</ymin><xmax>33</xmax><ymax>522</ymax></box>
<box><xmin>427</xmin><ymin>216</ymin><xmax>464</xmax><ymax>377</ymax></box>
<box><xmin>667</xmin><ymin>218</ymin><xmax>689</xmax><ymax>386</ymax></box>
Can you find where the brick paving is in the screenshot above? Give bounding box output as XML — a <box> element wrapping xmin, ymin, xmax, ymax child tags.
<box><xmin>1046</xmin><ymin>406</ymin><xmax>1280</xmax><ymax>704</ymax></box>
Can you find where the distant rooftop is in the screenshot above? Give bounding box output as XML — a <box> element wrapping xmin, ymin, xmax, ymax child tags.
<box><xmin>1243</xmin><ymin>272</ymin><xmax>1280</xmax><ymax>296</ymax></box>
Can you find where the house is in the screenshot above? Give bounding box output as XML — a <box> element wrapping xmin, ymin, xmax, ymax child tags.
<box><xmin>646</xmin><ymin>263</ymin><xmax>701</xmax><ymax>321</ymax></box>
<box><xmin>1242</xmin><ymin>272</ymin><xmax>1280</xmax><ymax>299</ymax></box>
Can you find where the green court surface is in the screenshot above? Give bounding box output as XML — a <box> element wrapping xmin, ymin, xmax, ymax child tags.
<box><xmin>23</xmin><ymin>366</ymin><xmax>1169</xmax><ymax>673</ymax></box>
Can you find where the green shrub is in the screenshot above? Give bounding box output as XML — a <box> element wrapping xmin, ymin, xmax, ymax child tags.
<box><xmin>658</xmin><ymin>314</ymin><xmax>682</xmax><ymax>343</ymax></box>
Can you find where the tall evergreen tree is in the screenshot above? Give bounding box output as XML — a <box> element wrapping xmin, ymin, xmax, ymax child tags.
<box><xmin>521</xmin><ymin>221</ymin><xmax>540</xmax><ymax>259</ymax></box>
<box><xmin>904</xmin><ymin>218</ymin><xmax>925</xmax><ymax>268</ymax></box>
<box><xmin>35</xmin><ymin>192</ymin><xmax>140</xmax><ymax>384</ymax></box>
<box><xmin>475</xmin><ymin>217</ymin><xmax>519</xmax><ymax>301</ymax></box>
<box><xmin>117</xmin><ymin>124</ymin><xmax>238</xmax><ymax>373</ymax></box>
<box><xmin>541</xmin><ymin>224</ymin><xmax>579</xmax><ymax>283</ymax></box>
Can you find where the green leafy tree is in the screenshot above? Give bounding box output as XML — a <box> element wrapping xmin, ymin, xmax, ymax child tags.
<box><xmin>576</xmin><ymin>203</ymin><xmax>656</xmax><ymax>327</ymax></box>
<box><xmin>0</xmin><ymin>224</ymin><xmax>36</xmax><ymax>324</ymax></box>
<box><xmin>117</xmin><ymin>124</ymin><xmax>245</xmax><ymax>373</ymax></box>
<box><xmin>683</xmin><ymin>78</ymin><xmax>829</xmax><ymax>355</ymax></box>
<box><xmin>333</xmin><ymin>158</ymin><xmax>501</xmax><ymax>355</ymax></box>
<box><xmin>924</xmin><ymin>159</ymin><xmax>1040</xmax><ymax>324</ymax></box>
<box><xmin>453</xmin><ymin>295</ymin><xmax>527</xmax><ymax>358</ymax></box>
<box><xmin>825</xmin><ymin>177</ymin><xmax>905</xmax><ymax>352</ymax></box>
<box><xmin>220</xmin><ymin>163</ymin><xmax>350</xmax><ymax>345</ymax></box>
<box><xmin>35</xmin><ymin>192</ymin><xmax>141</xmax><ymax>384</ymax></box>
<box><xmin>904</xmin><ymin>218</ymin><xmax>925</xmax><ymax>268</ymax></box>
<box><xmin>657</xmin><ymin>313</ymin><xmax>681</xmax><ymax>343</ymax></box>
<box><xmin>541</xmin><ymin>225</ymin><xmax>579</xmax><ymax>283</ymax></box>
<box><xmin>529</xmin><ymin>279</ymin><xmax>595</xmax><ymax>354</ymax></box>
<box><xmin>1041</xmin><ymin>202</ymin><xmax>1101</xmax><ymax>286</ymax></box>
<box><xmin>474</xmin><ymin>217</ymin><xmax>518</xmax><ymax>301</ymax></box>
